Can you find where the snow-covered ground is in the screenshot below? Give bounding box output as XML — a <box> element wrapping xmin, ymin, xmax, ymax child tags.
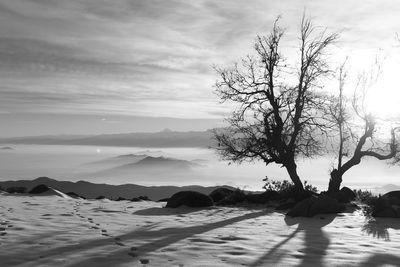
<box><xmin>1</xmin><ymin>193</ymin><xmax>400</xmax><ymax>267</ymax></box>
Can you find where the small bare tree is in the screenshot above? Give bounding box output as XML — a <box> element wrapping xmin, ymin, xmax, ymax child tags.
<box><xmin>327</xmin><ymin>61</ymin><xmax>400</xmax><ymax>193</ymax></box>
<box><xmin>214</xmin><ymin>16</ymin><xmax>338</xmax><ymax>192</ymax></box>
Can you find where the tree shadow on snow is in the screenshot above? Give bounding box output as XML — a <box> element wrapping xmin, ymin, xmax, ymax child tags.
<box><xmin>359</xmin><ymin>253</ymin><xmax>400</xmax><ymax>266</ymax></box>
<box><xmin>4</xmin><ymin>209</ymin><xmax>270</xmax><ymax>267</ymax></box>
<box><xmin>250</xmin><ymin>213</ymin><xmax>336</xmax><ymax>267</ymax></box>
<box><xmin>133</xmin><ymin>206</ymin><xmax>214</xmax><ymax>216</ymax></box>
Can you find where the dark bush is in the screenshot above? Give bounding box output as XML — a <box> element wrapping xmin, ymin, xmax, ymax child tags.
<box><xmin>354</xmin><ymin>189</ymin><xmax>374</xmax><ymax>203</ymax></box>
<box><xmin>95</xmin><ymin>195</ymin><xmax>106</xmax><ymax>200</ymax></box>
<box><xmin>263</xmin><ymin>177</ymin><xmax>318</xmax><ymax>201</ymax></box>
<box><xmin>263</xmin><ymin>177</ymin><xmax>293</xmax><ymax>193</ymax></box>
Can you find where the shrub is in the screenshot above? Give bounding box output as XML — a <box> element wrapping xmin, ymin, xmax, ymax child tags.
<box><xmin>361</xmin><ymin>194</ymin><xmax>386</xmax><ymax>217</ymax></box>
<box><xmin>262</xmin><ymin>176</ymin><xmax>318</xmax><ymax>195</ymax></box>
<box><xmin>263</xmin><ymin>177</ymin><xmax>293</xmax><ymax>192</ymax></box>
<box><xmin>354</xmin><ymin>189</ymin><xmax>374</xmax><ymax>203</ymax></box>
<box><xmin>304</xmin><ymin>181</ymin><xmax>318</xmax><ymax>194</ymax></box>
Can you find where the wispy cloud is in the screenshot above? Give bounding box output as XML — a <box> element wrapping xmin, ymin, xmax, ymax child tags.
<box><xmin>0</xmin><ymin>0</ymin><xmax>399</xmax><ymax>121</ymax></box>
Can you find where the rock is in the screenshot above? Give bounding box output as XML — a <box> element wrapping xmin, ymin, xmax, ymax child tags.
<box><xmin>166</xmin><ymin>191</ymin><xmax>214</xmax><ymax>208</ymax></box>
<box><xmin>374</xmin><ymin>207</ymin><xmax>399</xmax><ymax>218</ymax></box>
<box><xmin>246</xmin><ymin>193</ymin><xmax>267</xmax><ymax>204</ymax></box>
<box><xmin>308</xmin><ymin>195</ymin><xmax>344</xmax><ymax>216</ymax></box>
<box><xmin>157</xmin><ymin>198</ymin><xmax>169</xmax><ymax>202</ymax></box>
<box><xmin>276</xmin><ymin>198</ymin><xmax>297</xmax><ymax>210</ymax></box>
<box><xmin>382</xmin><ymin>191</ymin><xmax>400</xmax><ymax>205</ymax></box>
<box><xmin>216</xmin><ymin>189</ymin><xmax>246</xmax><ymax>206</ymax></box>
<box><xmin>246</xmin><ymin>191</ymin><xmax>280</xmax><ymax>204</ymax></box>
<box><xmin>115</xmin><ymin>197</ymin><xmax>127</xmax><ymax>201</ymax></box>
<box><xmin>29</xmin><ymin>184</ymin><xmax>50</xmax><ymax>194</ymax></box>
<box><xmin>6</xmin><ymin>186</ymin><xmax>27</xmax><ymax>194</ymax></box>
<box><xmin>287</xmin><ymin>195</ymin><xmax>344</xmax><ymax>217</ymax></box>
<box><xmin>95</xmin><ymin>196</ymin><xmax>107</xmax><ymax>200</ymax></box>
<box><xmin>209</xmin><ymin>188</ymin><xmax>234</xmax><ymax>203</ymax></box>
<box><xmin>287</xmin><ymin>197</ymin><xmax>316</xmax><ymax>217</ymax></box>
<box><xmin>370</xmin><ymin>192</ymin><xmax>400</xmax><ymax>218</ymax></box>
<box><xmin>337</xmin><ymin>187</ymin><xmax>356</xmax><ymax>203</ymax></box>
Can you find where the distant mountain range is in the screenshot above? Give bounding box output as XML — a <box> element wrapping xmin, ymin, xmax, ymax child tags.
<box><xmin>107</xmin><ymin>156</ymin><xmax>197</xmax><ymax>173</ymax></box>
<box><xmin>0</xmin><ymin>177</ymin><xmax>233</xmax><ymax>200</ymax></box>
<box><xmin>0</xmin><ymin>130</ymin><xmax>215</xmax><ymax>148</ymax></box>
<box><xmin>86</xmin><ymin>154</ymin><xmax>202</xmax><ymax>177</ymax></box>
<box><xmin>88</xmin><ymin>154</ymin><xmax>148</xmax><ymax>167</ymax></box>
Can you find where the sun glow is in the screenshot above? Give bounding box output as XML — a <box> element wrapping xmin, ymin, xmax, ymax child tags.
<box><xmin>364</xmin><ymin>74</ymin><xmax>400</xmax><ymax>120</ymax></box>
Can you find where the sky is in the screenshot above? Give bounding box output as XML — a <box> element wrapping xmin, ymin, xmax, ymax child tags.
<box><xmin>1</xmin><ymin>0</ymin><xmax>400</xmax><ymax>137</ymax></box>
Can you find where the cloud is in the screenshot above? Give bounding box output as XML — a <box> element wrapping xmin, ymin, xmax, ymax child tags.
<box><xmin>0</xmin><ymin>0</ymin><xmax>399</xmax><ymax>121</ymax></box>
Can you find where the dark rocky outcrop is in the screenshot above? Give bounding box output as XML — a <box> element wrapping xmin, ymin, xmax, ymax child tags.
<box><xmin>29</xmin><ymin>184</ymin><xmax>50</xmax><ymax>194</ymax></box>
<box><xmin>371</xmin><ymin>191</ymin><xmax>400</xmax><ymax>218</ymax></box>
<box><xmin>96</xmin><ymin>195</ymin><xmax>107</xmax><ymax>200</ymax></box>
<box><xmin>216</xmin><ymin>189</ymin><xmax>246</xmax><ymax>206</ymax></box>
<box><xmin>276</xmin><ymin>198</ymin><xmax>297</xmax><ymax>210</ymax></box>
<box><xmin>374</xmin><ymin>207</ymin><xmax>399</xmax><ymax>218</ymax></box>
<box><xmin>0</xmin><ymin>177</ymin><xmax>234</xmax><ymax>200</ymax></box>
<box><xmin>6</xmin><ymin>186</ymin><xmax>27</xmax><ymax>194</ymax></box>
<box><xmin>334</xmin><ymin>187</ymin><xmax>356</xmax><ymax>203</ymax></box>
<box><xmin>166</xmin><ymin>191</ymin><xmax>214</xmax><ymax>208</ymax></box>
<box><xmin>287</xmin><ymin>195</ymin><xmax>345</xmax><ymax>217</ymax></box>
<box><xmin>287</xmin><ymin>197</ymin><xmax>316</xmax><ymax>217</ymax></box>
<box><xmin>382</xmin><ymin>191</ymin><xmax>400</xmax><ymax>205</ymax></box>
<box><xmin>209</xmin><ymin>188</ymin><xmax>234</xmax><ymax>203</ymax></box>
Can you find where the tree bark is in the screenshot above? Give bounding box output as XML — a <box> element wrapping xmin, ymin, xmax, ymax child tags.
<box><xmin>285</xmin><ymin>160</ymin><xmax>304</xmax><ymax>192</ymax></box>
<box><xmin>328</xmin><ymin>169</ymin><xmax>342</xmax><ymax>193</ymax></box>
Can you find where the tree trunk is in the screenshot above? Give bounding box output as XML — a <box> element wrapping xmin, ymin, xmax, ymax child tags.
<box><xmin>285</xmin><ymin>160</ymin><xmax>304</xmax><ymax>192</ymax></box>
<box><xmin>328</xmin><ymin>169</ymin><xmax>342</xmax><ymax>193</ymax></box>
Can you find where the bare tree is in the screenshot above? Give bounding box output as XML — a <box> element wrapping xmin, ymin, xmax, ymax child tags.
<box><xmin>327</xmin><ymin>61</ymin><xmax>400</xmax><ymax>193</ymax></box>
<box><xmin>214</xmin><ymin>16</ymin><xmax>338</xmax><ymax>192</ymax></box>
